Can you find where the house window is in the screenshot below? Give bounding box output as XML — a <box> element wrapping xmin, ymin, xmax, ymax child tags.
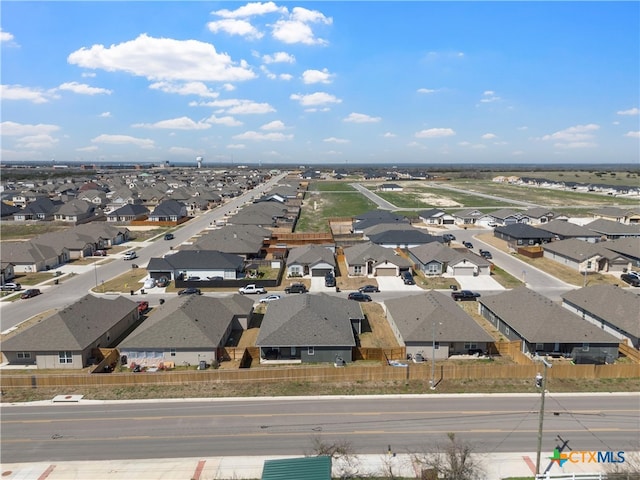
<box><xmin>505</xmin><ymin>326</ymin><xmax>510</xmax><ymax>336</ymax></box>
<box><xmin>170</xmin><ymin>348</ymin><xmax>176</xmax><ymax>357</ymax></box>
<box><xmin>427</xmin><ymin>264</ymin><xmax>440</xmax><ymax>275</ymax></box>
<box><xmin>582</xmin><ymin>343</ymin><xmax>590</xmax><ymax>352</ymax></box>
<box><xmin>536</xmin><ymin>343</ymin><xmax>544</xmax><ymax>351</ymax></box>
<box><xmin>464</xmin><ymin>343</ymin><xmax>477</xmax><ymax>350</ymax></box>
<box><xmin>308</xmin><ymin>346</ymin><xmax>315</xmax><ymax>355</ymax></box>
<box><xmin>354</xmin><ymin>265</ymin><xmax>362</xmax><ymax>275</ymax></box>
<box><xmin>58</xmin><ymin>351</ymin><xmax>73</xmax><ymax>364</ymax></box>
<box><xmin>434</xmin><ymin>342</ymin><xmax>440</xmax><ymax>350</ymax></box>
<box><xmin>17</xmin><ymin>352</ymin><xmax>31</xmax><ymax>359</ymax></box>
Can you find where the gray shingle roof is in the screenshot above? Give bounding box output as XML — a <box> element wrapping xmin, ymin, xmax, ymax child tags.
<box><xmin>1</xmin><ymin>295</ymin><xmax>138</xmax><ymax>351</ymax></box>
<box><xmin>256</xmin><ymin>294</ymin><xmax>361</xmax><ymax>347</ymax></box>
<box><xmin>478</xmin><ymin>287</ymin><xmax>620</xmax><ymax>344</ymax></box>
<box><xmin>343</xmin><ymin>242</ymin><xmax>412</xmax><ymax>268</ymax></box>
<box><xmin>287</xmin><ymin>244</ymin><xmax>335</xmax><ymax>267</ymax></box>
<box><xmin>183</xmin><ymin>225</ymin><xmax>270</xmax><ymax>255</ymax></box>
<box><xmin>585</xmin><ymin>219</ymin><xmax>640</xmax><ymax>236</ymax></box>
<box><xmin>118</xmin><ymin>294</ymin><xmax>254</xmax><ymax>349</ymax></box>
<box><xmin>149</xmin><ymin>250</ymin><xmax>244</xmax><ymax>270</ymax></box>
<box><xmin>562</xmin><ymin>285</ymin><xmax>640</xmax><ymax>338</ymax></box>
<box><xmin>537</xmin><ymin>220</ymin><xmax>601</xmax><ymax>238</ymax></box>
<box><xmin>385</xmin><ymin>291</ymin><xmax>494</xmax><ymax>343</ymax></box>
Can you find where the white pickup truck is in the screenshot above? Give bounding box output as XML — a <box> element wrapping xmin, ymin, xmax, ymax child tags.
<box><xmin>238</xmin><ymin>284</ymin><xmax>266</xmax><ymax>295</ymax></box>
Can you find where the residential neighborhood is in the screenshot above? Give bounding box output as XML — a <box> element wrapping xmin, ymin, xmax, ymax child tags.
<box><xmin>1</xmin><ymin>166</ymin><xmax>639</xmax><ymax>379</ymax></box>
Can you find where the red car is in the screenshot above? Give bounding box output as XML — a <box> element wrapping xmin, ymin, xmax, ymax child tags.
<box><xmin>137</xmin><ymin>301</ymin><xmax>149</xmax><ymax>313</ymax></box>
<box><xmin>21</xmin><ymin>289</ymin><xmax>41</xmax><ymax>299</ymax></box>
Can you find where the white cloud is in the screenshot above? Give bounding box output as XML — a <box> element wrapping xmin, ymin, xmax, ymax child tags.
<box><xmin>227</xmin><ymin>101</ymin><xmax>275</xmax><ymax>114</ymax></box>
<box><xmin>290</xmin><ymin>91</ymin><xmax>341</xmax><ymax>107</ymax></box>
<box><xmin>205</xmin><ymin>115</ymin><xmax>243</xmax><ymax>127</ymax></box>
<box><xmin>417</xmin><ymin>88</ymin><xmax>438</xmax><ymax>94</ymax></box>
<box><xmin>0</xmin><ymin>30</ymin><xmax>14</xmax><ymax>43</ymax></box>
<box><xmin>1</xmin><ymin>121</ymin><xmax>60</xmax><ymax>136</ymax></box>
<box><xmin>227</xmin><ymin>143</ymin><xmax>246</xmax><ymax>149</ymax></box>
<box><xmin>15</xmin><ymin>134</ymin><xmax>58</xmax><ymax>150</ymax></box>
<box><xmin>415</xmin><ymin>128</ymin><xmax>455</xmax><ymax>138</ymax></box>
<box><xmin>272</xmin><ymin>7</ymin><xmax>332</xmax><ymax>45</ymax></box>
<box><xmin>150</xmin><ymin>81</ymin><xmax>219</xmax><ymax>98</ymax></box>
<box><xmin>232</xmin><ymin>131</ymin><xmax>293</xmax><ymax>141</ymax></box>
<box><xmin>382</xmin><ymin>132</ymin><xmax>396</xmax><ymax>138</ymax></box>
<box><xmin>222</xmin><ymin>83</ymin><xmax>236</xmax><ymax>91</ymax></box>
<box><xmin>624</xmin><ymin>131</ymin><xmax>640</xmax><ymax>138</ymax></box>
<box><xmin>81</xmin><ymin>72</ymin><xmax>96</xmax><ymax>78</ymax></box>
<box><xmin>481</xmin><ymin>133</ymin><xmax>497</xmax><ymax>140</ymax></box>
<box><xmin>260</xmin><ymin>120</ymin><xmax>286</xmax><ymax>131</ymax></box>
<box><xmin>262</xmin><ymin>52</ymin><xmax>295</xmax><ymax>64</ymax></box>
<box><xmin>76</xmin><ymin>145</ymin><xmax>98</xmax><ymax>152</ymax></box>
<box><xmin>58</xmin><ymin>81</ymin><xmax>112</xmax><ymax>95</ymax></box>
<box><xmin>1</xmin><ymin>84</ymin><xmax>58</xmax><ymax>103</ymax></box>
<box><xmin>323</xmin><ymin>137</ymin><xmax>349</xmax><ymax>143</ymax></box>
<box><xmin>302</xmin><ymin>68</ymin><xmax>333</xmax><ymax>84</ymax></box>
<box><xmin>67</xmin><ymin>33</ymin><xmax>256</xmax><ymax>82</ymax></box>
<box><xmin>480</xmin><ymin>90</ymin><xmax>500</xmax><ymax>103</ymax></box>
<box><xmin>207</xmin><ymin>19</ymin><xmax>263</xmax><ymax>40</ymax></box>
<box><xmin>99</xmin><ymin>112</ymin><xmax>112</xmax><ymax>118</ymax></box>
<box><xmin>617</xmin><ymin>107</ymin><xmax>639</xmax><ymax>116</ymax></box>
<box><xmin>91</xmin><ymin>134</ymin><xmax>155</xmax><ymax>149</ymax></box>
<box><xmin>279</xmin><ymin>73</ymin><xmax>293</xmax><ymax>81</ymax></box>
<box><xmin>132</xmin><ymin>116</ymin><xmax>211</xmax><ymax>130</ymax></box>
<box><xmin>542</xmin><ymin>124</ymin><xmax>599</xmax><ymax>148</ymax></box>
<box><xmin>343</xmin><ymin>112</ymin><xmax>381</xmax><ymax>123</ymax></box>
<box><xmin>212</xmin><ymin>2</ymin><xmax>286</xmax><ymax>19</ymax></box>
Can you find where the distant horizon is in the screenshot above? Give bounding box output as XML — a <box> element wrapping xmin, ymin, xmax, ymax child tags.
<box><xmin>2</xmin><ymin>2</ymin><xmax>638</xmax><ymax>165</ymax></box>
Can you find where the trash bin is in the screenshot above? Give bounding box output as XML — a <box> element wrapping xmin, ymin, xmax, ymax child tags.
<box><xmin>130</xmin><ymin>290</ymin><xmax>134</xmax><ymax>296</ymax></box>
<box><xmin>54</xmin><ymin>279</ymin><xmax>59</xmax><ymax>285</ymax></box>
<box><xmin>140</xmin><ymin>289</ymin><xmax>145</xmax><ymax>295</ymax></box>
<box><xmin>198</xmin><ymin>360</ymin><xmax>207</xmax><ymax>370</ymax></box>
<box><xmin>159</xmin><ymin>298</ymin><xmax>165</xmax><ymax>305</ymax></box>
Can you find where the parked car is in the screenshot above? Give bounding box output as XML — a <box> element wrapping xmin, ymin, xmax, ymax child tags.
<box><xmin>285</xmin><ymin>283</ymin><xmax>307</xmax><ymax>294</ymax></box>
<box><xmin>0</xmin><ymin>282</ymin><xmax>22</xmax><ymax>292</ymax></box>
<box><xmin>358</xmin><ymin>284</ymin><xmax>379</xmax><ymax>293</ymax></box>
<box><xmin>123</xmin><ymin>251</ymin><xmax>137</xmax><ymax>260</ymax></box>
<box><xmin>620</xmin><ymin>273</ymin><xmax>640</xmax><ymax>287</ymax></box>
<box><xmin>626</xmin><ymin>271</ymin><xmax>640</xmax><ymax>279</ymax></box>
<box><xmin>21</xmin><ymin>288</ymin><xmax>41</xmax><ymax>299</ymax></box>
<box><xmin>186</xmin><ymin>276</ymin><xmax>201</xmax><ymax>281</ymax></box>
<box><xmin>348</xmin><ymin>292</ymin><xmax>372</xmax><ymax>302</ymax></box>
<box><xmin>164</xmin><ymin>233</ymin><xmax>174</xmax><ymax>241</ymax></box>
<box><xmin>401</xmin><ymin>271</ymin><xmax>415</xmax><ymax>285</ymax></box>
<box><xmin>451</xmin><ymin>290</ymin><xmax>481</xmax><ymax>301</ymax></box>
<box><xmin>443</xmin><ymin>233</ymin><xmax>456</xmax><ymax>242</ymax></box>
<box><xmin>178</xmin><ymin>287</ymin><xmax>202</xmax><ymax>295</ymax></box>
<box><xmin>136</xmin><ymin>300</ymin><xmax>149</xmax><ymax>313</ymax></box>
<box><xmin>156</xmin><ymin>276</ymin><xmax>170</xmax><ymax>288</ymax></box>
<box><xmin>94</xmin><ymin>249</ymin><xmax>107</xmax><ymax>256</ymax></box>
<box><xmin>143</xmin><ymin>278</ymin><xmax>156</xmax><ymax>289</ymax></box>
<box><xmin>463</xmin><ymin>241</ymin><xmax>474</xmax><ymax>249</ymax></box>
<box><xmin>238</xmin><ymin>284</ymin><xmax>267</xmax><ymax>294</ymax></box>
<box><xmin>259</xmin><ymin>294</ymin><xmax>281</xmax><ymax>303</ymax></box>
<box><xmin>479</xmin><ymin>249</ymin><xmax>492</xmax><ymax>259</ymax></box>
<box><xmin>324</xmin><ymin>273</ymin><xmax>336</xmax><ymax>287</ymax></box>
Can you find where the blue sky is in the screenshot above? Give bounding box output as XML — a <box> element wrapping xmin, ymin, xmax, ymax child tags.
<box><xmin>1</xmin><ymin>1</ymin><xmax>638</xmax><ymax>165</ymax></box>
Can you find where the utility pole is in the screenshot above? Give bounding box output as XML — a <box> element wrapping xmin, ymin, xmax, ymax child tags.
<box><xmin>535</xmin><ymin>357</ymin><xmax>552</xmax><ymax>475</ymax></box>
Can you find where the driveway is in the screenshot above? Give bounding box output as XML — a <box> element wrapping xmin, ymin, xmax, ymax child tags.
<box><xmin>450</xmin><ymin>274</ymin><xmax>505</xmax><ymax>291</ymax></box>
<box><xmin>375</xmin><ymin>276</ymin><xmax>422</xmax><ymax>292</ymax></box>
<box><xmin>310</xmin><ymin>277</ymin><xmax>335</xmax><ymax>293</ymax></box>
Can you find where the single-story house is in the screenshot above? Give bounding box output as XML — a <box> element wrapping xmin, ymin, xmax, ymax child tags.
<box><xmin>0</xmin><ymin>240</ymin><xmax>68</xmax><ymax>272</ymax></box>
<box><xmin>385</xmin><ymin>291</ymin><xmax>495</xmax><ymax>359</ymax></box>
<box><xmin>107</xmin><ymin>204</ymin><xmax>150</xmax><ymax>222</ymax></box>
<box><xmin>562</xmin><ymin>285</ymin><xmax>640</xmax><ymax>349</ymax></box>
<box><xmin>378</xmin><ymin>183</ymin><xmax>403</xmax><ymax>192</ymax></box>
<box><xmin>478</xmin><ymin>287</ymin><xmax>620</xmax><ymax>363</ymax></box>
<box><xmin>418</xmin><ymin>208</ymin><xmax>456</xmax><ymax>225</ymax></box>
<box><xmin>522</xmin><ymin>207</ymin><xmax>560</xmax><ymax>225</ymax></box>
<box><xmin>365</xmin><ymin>224</ymin><xmax>439</xmax><ymax>249</ymax></box>
<box><xmin>452</xmin><ymin>208</ymin><xmax>492</xmax><ymax>226</ymax></box>
<box><xmin>148</xmin><ymin>199</ymin><xmax>187</xmax><ymax>222</ymax></box>
<box><xmin>342</xmin><ymin>242</ymin><xmax>412</xmax><ymax>277</ymax></box>
<box><xmin>53</xmin><ymin>198</ymin><xmax>97</xmax><ymax>223</ymax></box>
<box><xmin>286</xmin><ymin>244</ymin><xmax>336</xmax><ymax>277</ymax></box>
<box><xmin>584</xmin><ymin>218</ymin><xmax>640</xmax><ymax>240</ymax></box>
<box><xmin>181</xmin><ymin>225</ymin><xmax>271</xmax><ymax>259</ymax></box>
<box><xmin>591</xmin><ymin>207</ymin><xmax>640</xmax><ymax>225</ymax></box>
<box><xmin>351</xmin><ymin>210</ymin><xmax>409</xmax><ymax>234</ymax></box>
<box><xmin>409</xmin><ymin>242</ymin><xmax>492</xmax><ymax>276</ymax></box>
<box><xmin>255</xmin><ymin>293</ymin><xmax>363</xmax><ymax>364</ymax></box>
<box><xmin>146</xmin><ymin>250</ymin><xmax>245</xmax><ymax>281</ymax></box>
<box><xmin>487</xmin><ymin>208</ymin><xmax>529</xmax><ymax>226</ymax></box>
<box><xmin>1</xmin><ymin>262</ymin><xmax>16</xmax><ymax>283</ymax></box>
<box><xmin>536</xmin><ymin>220</ymin><xmax>602</xmax><ymax>243</ymax></box>
<box><xmin>118</xmin><ymin>294</ymin><xmax>254</xmax><ymax>367</ymax></box>
<box><xmin>12</xmin><ymin>197</ymin><xmax>60</xmax><ymax>221</ymax></box>
<box><xmin>542</xmin><ymin>238</ymin><xmax>631</xmax><ymax>274</ymax></box>
<box><xmin>1</xmin><ymin>295</ymin><xmax>139</xmax><ymax>369</ymax></box>
<box><xmin>493</xmin><ymin>223</ymin><xmax>555</xmax><ymax>248</ymax></box>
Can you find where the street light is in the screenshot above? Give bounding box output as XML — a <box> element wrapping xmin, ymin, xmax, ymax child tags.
<box><xmin>535</xmin><ymin>356</ymin><xmax>552</xmax><ymax>476</ymax></box>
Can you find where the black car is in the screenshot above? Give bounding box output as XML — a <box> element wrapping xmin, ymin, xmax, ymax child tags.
<box><xmin>20</xmin><ymin>288</ymin><xmax>41</xmax><ymax>299</ymax></box>
<box><xmin>451</xmin><ymin>290</ymin><xmax>481</xmax><ymax>301</ymax></box>
<box><xmin>621</xmin><ymin>273</ymin><xmax>640</xmax><ymax>287</ymax></box>
<box><xmin>358</xmin><ymin>284</ymin><xmax>379</xmax><ymax>293</ymax></box>
<box><xmin>401</xmin><ymin>271</ymin><xmax>415</xmax><ymax>285</ymax></box>
<box><xmin>463</xmin><ymin>241</ymin><xmax>474</xmax><ymax>249</ymax></box>
<box><xmin>178</xmin><ymin>287</ymin><xmax>202</xmax><ymax>295</ymax></box>
<box><xmin>285</xmin><ymin>283</ymin><xmax>308</xmax><ymax>294</ymax></box>
<box><xmin>479</xmin><ymin>249</ymin><xmax>492</xmax><ymax>259</ymax></box>
<box><xmin>348</xmin><ymin>292</ymin><xmax>372</xmax><ymax>302</ymax></box>
<box><xmin>443</xmin><ymin>233</ymin><xmax>456</xmax><ymax>242</ymax></box>
<box><xmin>164</xmin><ymin>233</ymin><xmax>175</xmax><ymax>241</ymax></box>
<box><xmin>324</xmin><ymin>274</ymin><xmax>336</xmax><ymax>287</ymax></box>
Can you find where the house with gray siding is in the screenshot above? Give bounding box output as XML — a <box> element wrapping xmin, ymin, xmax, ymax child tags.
<box><xmin>255</xmin><ymin>294</ymin><xmax>363</xmax><ymax>364</ymax></box>
<box><xmin>146</xmin><ymin>250</ymin><xmax>245</xmax><ymax>281</ymax></box>
<box><xmin>342</xmin><ymin>242</ymin><xmax>412</xmax><ymax>277</ymax></box>
<box><xmin>409</xmin><ymin>242</ymin><xmax>492</xmax><ymax>276</ymax></box>
<box><xmin>536</xmin><ymin>220</ymin><xmax>602</xmax><ymax>243</ymax></box>
<box><xmin>562</xmin><ymin>285</ymin><xmax>640</xmax><ymax>349</ymax></box>
<box><xmin>118</xmin><ymin>294</ymin><xmax>254</xmax><ymax>367</ymax></box>
<box><xmin>385</xmin><ymin>292</ymin><xmax>494</xmax><ymax>360</ymax></box>
<box><xmin>1</xmin><ymin>295</ymin><xmax>139</xmax><ymax>369</ymax></box>
<box><xmin>286</xmin><ymin>244</ymin><xmax>336</xmax><ymax>277</ymax></box>
<box><xmin>478</xmin><ymin>287</ymin><xmax>620</xmax><ymax>363</ymax></box>
<box><xmin>543</xmin><ymin>238</ymin><xmax>633</xmax><ymax>274</ymax></box>
<box><xmin>181</xmin><ymin>225</ymin><xmax>271</xmax><ymax>259</ymax></box>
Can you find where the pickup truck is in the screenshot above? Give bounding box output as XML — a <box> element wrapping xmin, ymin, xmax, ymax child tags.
<box><xmin>238</xmin><ymin>284</ymin><xmax>267</xmax><ymax>295</ymax></box>
<box><xmin>285</xmin><ymin>283</ymin><xmax>308</xmax><ymax>294</ymax></box>
<box><xmin>451</xmin><ymin>290</ymin><xmax>481</xmax><ymax>301</ymax></box>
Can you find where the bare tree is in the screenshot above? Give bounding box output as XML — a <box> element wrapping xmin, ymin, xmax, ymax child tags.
<box><xmin>605</xmin><ymin>442</ymin><xmax>640</xmax><ymax>480</ymax></box>
<box><xmin>411</xmin><ymin>433</ymin><xmax>485</xmax><ymax>480</ymax></box>
<box><xmin>306</xmin><ymin>436</ymin><xmax>362</xmax><ymax>478</ymax></box>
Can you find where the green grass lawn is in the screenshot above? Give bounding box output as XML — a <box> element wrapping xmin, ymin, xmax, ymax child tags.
<box><xmin>309</xmin><ymin>181</ymin><xmax>356</xmax><ymax>192</ymax></box>
<box><xmin>297</xmin><ymin>191</ymin><xmax>377</xmax><ymax>232</ymax></box>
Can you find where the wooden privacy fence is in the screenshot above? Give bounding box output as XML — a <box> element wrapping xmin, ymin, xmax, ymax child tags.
<box><xmin>2</xmin><ymin>362</ymin><xmax>637</xmax><ymax>390</ymax></box>
<box><xmin>618</xmin><ymin>342</ymin><xmax>640</xmax><ymax>363</ymax></box>
<box><xmin>494</xmin><ymin>341</ymin><xmax>534</xmax><ymax>365</ymax></box>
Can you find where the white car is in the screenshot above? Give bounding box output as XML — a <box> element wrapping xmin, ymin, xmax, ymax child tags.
<box><xmin>143</xmin><ymin>278</ymin><xmax>156</xmax><ymax>289</ymax></box>
<box><xmin>123</xmin><ymin>251</ymin><xmax>137</xmax><ymax>260</ymax></box>
<box><xmin>259</xmin><ymin>294</ymin><xmax>281</xmax><ymax>303</ymax></box>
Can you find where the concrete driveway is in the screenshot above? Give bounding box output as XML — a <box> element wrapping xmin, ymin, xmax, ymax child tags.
<box><xmin>375</xmin><ymin>276</ymin><xmax>422</xmax><ymax>292</ymax></box>
<box><xmin>310</xmin><ymin>277</ymin><xmax>335</xmax><ymax>292</ymax></box>
<box><xmin>451</xmin><ymin>274</ymin><xmax>505</xmax><ymax>291</ymax></box>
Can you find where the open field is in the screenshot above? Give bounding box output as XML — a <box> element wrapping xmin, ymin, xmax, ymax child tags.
<box><xmin>296</xmin><ymin>191</ymin><xmax>377</xmax><ymax>232</ymax></box>
<box><xmin>309</xmin><ymin>181</ymin><xmax>356</xmax><ymax>192</ymax></box>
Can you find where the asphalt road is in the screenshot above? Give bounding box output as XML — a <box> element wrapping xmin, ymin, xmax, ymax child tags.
<box><xmin>1</xmin><ymin>394</ymin><xmax>637</xmax><ymax>463</ymax></box>
<box><xmin>0</xmin><ymin>173</ymin><xmax>287</xmax><ymax>332</ymax></box>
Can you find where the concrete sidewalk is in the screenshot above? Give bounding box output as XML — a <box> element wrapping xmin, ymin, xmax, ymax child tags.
<box><xmin>0</xmin><ymin>452</ymin><xmax>611</xmax><ymax>479</ymax></box>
